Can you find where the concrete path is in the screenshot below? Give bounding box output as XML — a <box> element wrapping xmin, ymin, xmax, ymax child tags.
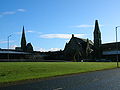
<box><xmin>1</xmin><ymin>68</ymin><xmax>120</xmax><ymax>90</ymax></box>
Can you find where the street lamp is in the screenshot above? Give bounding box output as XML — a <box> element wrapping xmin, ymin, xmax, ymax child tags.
<box><xmin>116</xmin><ymin>26</ymin><xmax>120</xmax><ymax>68</ymax></box>
<box><xmin>8</xmin><ymin>35</ymin><xmax>12</xmax><ymax>60</ymax></box>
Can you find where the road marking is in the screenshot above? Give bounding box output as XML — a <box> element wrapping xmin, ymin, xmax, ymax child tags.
<box><xmin>53</xmin><ymin>87</ymin><xmax>63</xmax><ymax>90</ymax></box>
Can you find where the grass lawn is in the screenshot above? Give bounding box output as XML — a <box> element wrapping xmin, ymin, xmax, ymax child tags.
<box><xmin>0</xmin><ymin>62</ymin><xmax>117</xmax><ymax>83</ymax></box>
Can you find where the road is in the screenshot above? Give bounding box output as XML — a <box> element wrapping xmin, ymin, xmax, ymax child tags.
<box><xmin>1</xmin><ymin>68</ymin><xmax>120</xmax><ymax>90</ymax></box>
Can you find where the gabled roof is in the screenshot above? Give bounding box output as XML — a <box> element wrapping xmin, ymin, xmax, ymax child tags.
<box><xmin>71</xmin><ymin>37</ymin><xmax>93</xmax><ymax>45</ymax></box>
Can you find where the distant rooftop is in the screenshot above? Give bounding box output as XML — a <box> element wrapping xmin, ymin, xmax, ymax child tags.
<box><xmin>0</xmin><ymin>49</ymin><xmax>30</xmax><ymax>54</ymax></box>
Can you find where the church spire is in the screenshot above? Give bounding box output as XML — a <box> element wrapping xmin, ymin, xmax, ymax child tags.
<box><xmin>21</xmin><ymin>26</ymin><xmax>26</xmax><ymax>51</ymax></box>
<box><xmin>93</xmin><ymin>20</ymin><xmax>102</xmax><ymax>58</ymax></box>
<box><xmin>94</xmin><ymin>20</ymin><xmax>101</xmax><ymax>46</ymax></box>
<box><xmin>94</xmin><ymin>20</ymin><xmax>100</xmax><ymax>32</ymax></box>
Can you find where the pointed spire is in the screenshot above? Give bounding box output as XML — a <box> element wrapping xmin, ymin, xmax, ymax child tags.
<box><xmin>93</xmin><ymin>20</ymin><xmax>102</xmax><ymax>59</ymax></box>
<box><xmin>23</xmin><ymin>25</ymin><xmax>24</xmax><ymax>31</ymax></box>
<box><xmin>94</xmin><ymin>20</ymin><xmax>100</xmax><ymax>33</ymax></box>
<box><xmin>22</xmin><ymin>26</ymin><xmax>25</xmax><ymax>37</ymax></box>
<box><xmin>21</xmin><ymin>26</ymin><xmax>26</xmax><ymax>51</ymax></box>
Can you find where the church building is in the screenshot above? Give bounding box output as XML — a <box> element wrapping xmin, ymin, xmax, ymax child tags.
<box><xmin>63</xmin><ymin>20</ymin><xmax>120</xmax><ymax>62</ymax></box>
<box><xmin>15</xmin><ymin>26</ymin><xmax>33</xmax><ymax>52</ymax></box>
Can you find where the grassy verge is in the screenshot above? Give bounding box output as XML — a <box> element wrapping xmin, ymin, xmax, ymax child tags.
<box><xmin>0</xmin><ymin>62</ymin><xmax>116</xmax><ymax>83</ymax></box>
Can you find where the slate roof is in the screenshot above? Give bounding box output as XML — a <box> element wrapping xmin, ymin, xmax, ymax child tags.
<box><xmin>72</xmin><ymin>37</ymin><xmax>94</xmax><ymax>45</ymax></box>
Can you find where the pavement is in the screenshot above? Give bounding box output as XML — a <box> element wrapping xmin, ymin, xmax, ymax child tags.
<box><xmin>1</xmin><ymin>68</ymin><xmax>120</xmax><ymax>90</ymax></box>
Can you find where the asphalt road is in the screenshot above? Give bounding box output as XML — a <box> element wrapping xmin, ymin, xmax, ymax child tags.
<box><xmin>1</xmin><ymin>68</ymin><xmax>120</xmax><ymax>90</ymax></box>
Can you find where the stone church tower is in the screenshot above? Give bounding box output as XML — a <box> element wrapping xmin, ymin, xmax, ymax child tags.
<box><xmin>15</xmin><ymin>26</ymin><xmax>33</xmax><ymax>52</ymax></box>
<box><xmin>21</xmin><ymin>26</ymin><xmax>27</xmax><ymax>51</ymax></box>
<box><xmin>93</xmin><ymin>20</ymin><xmax>102</xmax><ymax>58</ymax></box>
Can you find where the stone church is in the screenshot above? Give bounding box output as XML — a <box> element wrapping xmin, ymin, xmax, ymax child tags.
<box><xmin>15</xmin><ymin>26</ymin><xmax>33</xmax><ymax>52</ymax></box>
<box><xmin>64</xmin><ymin>34</ymin><xmax>94</xmax><ymax>61</ymax></box>
<box><xmin>63</xmin><ymin>20</ymin><xmax>102</xmax><ymax>61</ymax></box>
<box><xmin>63</xmin><ymin>20</ymin><xmax>120</xmax><ymax>62</ymax></box>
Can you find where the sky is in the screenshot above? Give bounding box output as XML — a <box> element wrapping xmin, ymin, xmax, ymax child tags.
<box><xmin>0</xmin><ymin>0</ymin><xmax>120</xmax><ymax>51</ymax></box>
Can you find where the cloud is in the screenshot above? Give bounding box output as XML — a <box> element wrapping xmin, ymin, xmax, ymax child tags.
<box><xmin>16</xmin><ymin>30</ymin><xmax>35</xmax><ymax>35</ymax></box>
<box><xmin>17</xmin><ymin>9</ymin><xmax>26</xmax><ymax>12</ymax></box>
<box><xmin>72</xmin><ymin>24</ymin><xmax>104</xmax><ymax>28</ymax></box>
<box><xmin>73</xmin><ymin>25</ymin><xmax>94</xmax><ymax>28</ymax></box>
<box><xmin>0</xmin><ymin>40</ymin><xmax>14</xmax><ymax>44</ymax></box>
<box><xmin>2</xmin><ymin>11</ymin><xmax>16</xmax><ymax>15</ymax></box>
<box><xmin>40</xmin><ymin>34</ymin><xmax>85</xmax><ymax>39</ymax></box>
<box><xmin>26</xmin><ymin>30</ymin><xmax>35</xmax><ymax>33</ymax></box>
<box><xmin>39</xmin><ymin>48</ymin><xmax>61</xmax><ymax>52</ymax></box>
<box><xmin>0</xmin><ymin>41</ymin><xmax>8</xmax><ymax>44</ymax></box>
<box><xmin>10</xmin><ymin>45</ymin><xmax>18</xmax><ymax>49</ymax></box>
<box><xmin>0</xmin><ymin>8</ymin><xmax>26</xmax><ymax>17</ymax></box>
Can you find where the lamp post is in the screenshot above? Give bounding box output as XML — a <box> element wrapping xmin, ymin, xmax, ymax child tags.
<box><xmin>116</xmin><ymin>26</ymin><xmax>120</xmax><ymax>68</ymax></box>
<box><xmin>8</xmin><ymin>35</ymin><xmax>12</xmax><ymax>61</ymax></box>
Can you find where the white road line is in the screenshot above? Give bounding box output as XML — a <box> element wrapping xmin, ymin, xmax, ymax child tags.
<box><xmin>53</xmin><ymin>87</ymin><xmax>63</xmax><ymax>90</ymax></box>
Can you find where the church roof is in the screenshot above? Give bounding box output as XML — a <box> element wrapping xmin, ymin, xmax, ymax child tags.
<box><xmin>71</xmin><ymin>36</ymin><xmax>93</xmax><ymax>45</ymax></box>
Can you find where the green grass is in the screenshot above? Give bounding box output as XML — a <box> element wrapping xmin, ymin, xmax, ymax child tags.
<box><xmin>0</xmin><ymin>62</ymin><xmax>117</xmax><ymax>83</ymax></box>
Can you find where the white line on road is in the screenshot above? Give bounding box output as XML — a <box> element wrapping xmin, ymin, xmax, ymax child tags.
<box><xmin>53</xmin><ymin>87</ymin><xmax>63</xmax><ymax>90</ymax></box>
